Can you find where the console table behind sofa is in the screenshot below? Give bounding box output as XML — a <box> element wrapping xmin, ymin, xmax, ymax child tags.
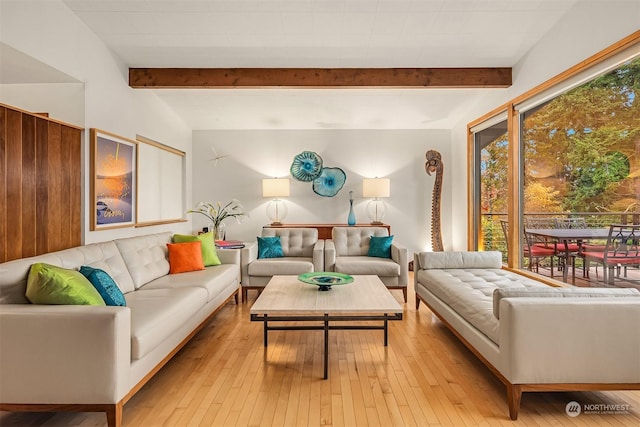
<box><xmin>264</xmin><ymin>223</ymin><xmax>390</xmax><ymax>240</ymax></box>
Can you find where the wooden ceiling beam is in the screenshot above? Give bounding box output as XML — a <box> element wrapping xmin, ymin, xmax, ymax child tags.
<box><xmin>129</xmin><ymin>67</ymin><xmax>512</xmax><ymax>89</ymax></box>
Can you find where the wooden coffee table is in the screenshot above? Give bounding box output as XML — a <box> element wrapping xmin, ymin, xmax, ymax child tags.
<box><xmin>250</xmin><ymin>274</ymin><xmax>403</xmax><ymax>379</ymax></box>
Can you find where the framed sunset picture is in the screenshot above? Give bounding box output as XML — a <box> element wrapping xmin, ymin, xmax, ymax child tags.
<box><xmin>90</xmin><ymin>128</ymin><xmax>137</xmax><ymax>230</ymax></box>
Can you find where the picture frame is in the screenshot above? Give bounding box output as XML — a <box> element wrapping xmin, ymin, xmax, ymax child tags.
<box><xmin>90</xmin><ymin>128</ymin><xmax>137</xmax><ymax>230</ymax></box>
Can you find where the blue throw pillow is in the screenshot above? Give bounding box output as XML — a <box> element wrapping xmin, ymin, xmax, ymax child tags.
<box><xmin>368</xmin><ymin>235</ymin><xmax>394</xmax><ymax>258</ymax></box>
<box><xmin>257</xmin><ymin>236</ymin><xmax>284</xmax><ymax>259</ymax></box>
<box><xmin>79</xmin><ymin>266</ymin><xmax>126</xmax><ymax>306</ymax></box>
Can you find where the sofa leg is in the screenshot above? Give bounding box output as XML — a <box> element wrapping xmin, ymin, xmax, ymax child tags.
<box><xmin>242</xmin><ymin>288</ymin><xmax>247</xmax><ymax>303</ymax></box>
<box><xmin>402</xmin><ymin>288</ymin><xmax>407</xmax><ymax>303</ymax></box>
<box><xmin>106</xmin><ymin>403</ymin><xmax>123</xmax><ymax>427</ymax></box>
<box><xmin>415</xmin><ymin>294</ymin><xmax>420</xmax><ymax>310</ymax></box>
<box><xmin>506</xmin><ymin>383</ymin><xmax>522</xmax><ymax>420</ymax></box>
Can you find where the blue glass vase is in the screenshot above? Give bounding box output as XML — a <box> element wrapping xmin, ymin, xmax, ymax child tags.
<box><xmin>347</xmin><ymin>200</ymin><xmax>356</xmax><ymax>226</ymax></box>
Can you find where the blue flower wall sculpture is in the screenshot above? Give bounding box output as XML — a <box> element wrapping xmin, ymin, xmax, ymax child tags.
<box><xmin>290</xmin><ymin>151</ymin><xmax>323</xmax><ymax>182</ymax></box>
<box><xmin>313</xmin><ymin>167</ymin><xmax>346</xmax><ymax>197</ymax></box>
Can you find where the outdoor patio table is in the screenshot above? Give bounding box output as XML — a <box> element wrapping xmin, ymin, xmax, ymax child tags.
<box><xmin>524</xmin><ymin>228</ymin><xmax>611</xmax><ymax>283</ymax></box>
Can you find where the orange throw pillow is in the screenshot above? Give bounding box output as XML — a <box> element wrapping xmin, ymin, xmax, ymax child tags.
<box><xmin>167</xmin><ymin>242</ymin><xmax>205</xmax><ymax>274</ymax></box>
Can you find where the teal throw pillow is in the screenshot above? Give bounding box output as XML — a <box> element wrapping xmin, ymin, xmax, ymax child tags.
<box><xmin>257</xmin><ymin>236</ymin><xmax>284</xmax><ymax>259</ymax></box>
<box><xmin>368</xmin><ymin>235</ymin><xmax>394</xmax><ymax>258</ymax></box>
<box><xmin>26</xmin><ymin>263</ymin><xmax>106</xmax><ymax>306</ymax></box>
<box><xmin>80</xmin><ymin>266</ymin><xmax>126</xmax><ymax>306</ymax></box>
<box><xmin>173</xmin><ymin>231</ymin><xmax>222</xmax><ymax>266</ymax></box>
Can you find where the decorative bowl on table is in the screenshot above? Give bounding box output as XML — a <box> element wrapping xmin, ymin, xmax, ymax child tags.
<box><xmin>297</xmin><ymin>272</ymin><xmax>354</xmax><ymax>291</ymax></box>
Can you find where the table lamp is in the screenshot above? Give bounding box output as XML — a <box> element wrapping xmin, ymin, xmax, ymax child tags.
<box><xmin>363</xmin><ymin>178</ymin><xmax>390</xmax><ymax>225</ymax></box>
<box><xmin>262</xmin><ymin>178</ymin><xmax>290</xmax><ymax>225</ymax></box>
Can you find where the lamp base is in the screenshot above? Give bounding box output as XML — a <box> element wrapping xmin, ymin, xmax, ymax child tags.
<box><xmin>266</xmin><ymin>199</ymin><xmax>288</xmax><ymax>226</ymax></box>
<box><xmin>366</xmin><ymin>199</ymin><xmax>386</xmax><ymax>225</ymax></box>
<box><xmin>270</xmin><ymin>221</ymin><xmax>283</xmax><ymax>226</ymax></box>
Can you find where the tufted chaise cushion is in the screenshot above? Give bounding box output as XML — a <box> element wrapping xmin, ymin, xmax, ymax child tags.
<box><xmin>115</xmin><ymin>232</ymin><xmax>172</xmax><ymax>289</ymax></box>
<box><xmin>418</xmin><ymin>267</ymin><xmax>549</xmax><ymax>344</ymax></box>
<box><xmin>332</xmin><ymin>227</ymin><xmax>389</xmax><ymax>256</ymax></box>
<box><xmin>261</xmin><ymin>228</ymin><xmax>318</xmax><ymax>257</ymax></box>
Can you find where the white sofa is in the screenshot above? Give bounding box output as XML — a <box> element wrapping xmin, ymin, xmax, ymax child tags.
<box><xmin>325</xmin><ymin>226</ymin><xmax>408</xmax><ymax>301</ymax></box>
<box><xmin>0</xmin><ymin>232</ymin><xmax>240</xmax><ymax>427</ymax></box>
<box><xmin>240</xmin><ymin>227</ymin><xmax>324</xmax><ymax>301</ymax></box>
<box><xmin>414</xmin><ymin>250</ymin><xmax>640</xmax><ymax>420</ymax></box>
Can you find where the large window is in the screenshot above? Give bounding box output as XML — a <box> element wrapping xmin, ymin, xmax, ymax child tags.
<box><xmin>470</xmin><ymin>34</ymin><xmax>639</xmax><ymax>279</ymax></box>
<box><xmin>475</xmin><ymin>120</ymin><xmax>508</xmax><ymax>258</ymax></box>
<box><xmin>521</xmin><ymin>57</ymin><xmax>639</xmax><ymax>225</ymax></box>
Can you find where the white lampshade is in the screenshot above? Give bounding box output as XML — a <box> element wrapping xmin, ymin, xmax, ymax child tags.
<box><xmin>262</xmin><ymin>178</ymin><xmax>290</xmax><ymax>225</ymax></box>
<box><xmin>262</xmin><ymin>178</ymin><xmax>290</xmax><ymax>198</ymax></box>
<box><xmin>363</xmin><ymin>178</ymin><xmax>390</xmax><ymax>225</ymax></box>
<box><xmin>362</xmin><ymin>178</ymin><xmax>390</xmax><ymax>198</ymax></box>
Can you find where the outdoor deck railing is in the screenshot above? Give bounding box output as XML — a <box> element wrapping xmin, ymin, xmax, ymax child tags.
<box><xmin>481</xmin><ymin>212</ymin><xmax>640</xmax><ymax>261</ymax></box>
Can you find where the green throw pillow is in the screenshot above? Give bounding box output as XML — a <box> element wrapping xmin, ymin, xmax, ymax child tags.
<box><xmin>26</xmin><ymin>263</ymin><xmax>106</xmax><ymax>306</ymax></box>
<box><xmin>173</xmin><ymin>231</ymin><xmax>221</xmax><ymax>266</ymax></box>
<box><xmin>79</xmin><ymin>266</ymin><xmax>127</xmax><ymax>306</ymax></box>
<box><xmin>368</xmin><ymin>235</ymin><xmax>394</xmax><ymax>258</ymax></box>
<box><xmin>257</xmin><ymin>236</ymin><xmax>284</xmax><ymax>259</ymax></box>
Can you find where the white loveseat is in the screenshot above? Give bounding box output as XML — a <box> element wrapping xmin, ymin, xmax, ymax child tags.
<box><xmin>325</xmin><ymin>226</ymin><xmax>408</xmax><ymax>301</ymax></box>
<box><xmin>414</xmin><ymin>250</ymin><xmax>640</xmax><ymax>419</ymax></box>
<box><xmin>0</xmin><ymin>232</ymin><xmax>240</xmax><ymax>427</ymax></box>
<box><xmin>240</xmin><ymin>227</ymin><xmax>324</xmax><ymax>301</ymax></box>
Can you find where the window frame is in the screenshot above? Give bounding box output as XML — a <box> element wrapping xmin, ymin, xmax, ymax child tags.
<box><xmin>468</xmin><ymin>30</ymin><xmax>640</xmax><ymax>274</ymax></box>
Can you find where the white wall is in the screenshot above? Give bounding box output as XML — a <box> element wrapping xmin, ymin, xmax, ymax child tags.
<box><xmin>0</xmin><ymin>0</ymin><xmax>193</xmax><ymax>244</ymax></box>
<box><xmin>192</xmin><ymin>129</ymin><xmax>452</xmax><ymax>255</ymax></box>
<box><xmin>0</xmin><ymin>83</ymin><xmax>85</xmax><ymax>125</ymax></box>
<box><xmin>449</xmin><ymin>0</ymin><xmax>640</xmax><ymax>249</ymax></box>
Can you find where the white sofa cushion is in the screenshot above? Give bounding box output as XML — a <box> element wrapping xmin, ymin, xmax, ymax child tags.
<box><xmin>261</xmin><ymin>228</ymin><xmax>318</xmax><ymax>257</ymax></box>
<box><xmin>335</xmin><ymin>256</ymin><xmax>400</xmax><ymax>276</ymax></box>
<box><xmin>78</xmin><ymin>242</ymin><xmax>136</xmax><ymax>294</ymax></box>
<box><xmin>126</xmin><ymin>287</ymin><xmax>207</xmax><ymax>360</ymax></box>
<box><xmin>248</xmin><ymin>257</ymin><xmax>314</xmax><ymax>276</ymax></box>
<box><xmin>0</xmin><ymin>241</ymin><xmax>135</xmax><ymax>303</ymax></box>
<box><xmin>140</xmin><ymin>264</ymin><xmax>239</xmax><ymax>302</ymax></box>
<box><xmin>493</xmin><ymin>287</ymin><xmax>640</xmax><ymax>319</ymax></box>
<box><xmin>417</xmin><ymin>268</ymin><xmax>547</xmax><ymax>344</ymax></box>
<box><xmin>115</xmin><ymin>232</ymin><xmax>172</xmax><ymax>289</ymax></box>
<box><xmin>332</xmin><ymin>227</ymin><xmax>389</xmax><ymax>256</ymax></box>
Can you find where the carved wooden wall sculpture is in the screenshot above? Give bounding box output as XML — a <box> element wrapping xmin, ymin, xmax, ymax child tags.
<box><xmin>425</xmin><ymin>150</ymin><xmax>444</xmax><ymax>252</ymax></box>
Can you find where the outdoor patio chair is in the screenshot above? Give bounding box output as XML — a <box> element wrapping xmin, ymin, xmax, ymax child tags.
<box><xmin>582</xmin><ymin>224</ymin><xmax>640</xmax><ymax>285</ymax></box>
<box><xmin>524</xmin><ymin>217</ymin><xmax>565</xmax><ymax>274</ymax></box>
<box><xmin>554</xmin><ymin>217</ymin><xmax>588</xmax><ymax>276</ymax></box>
<box><xmin>501</xmin><ymin>220</ymin><xmax>556</xmax><ymax>275</ymax></box>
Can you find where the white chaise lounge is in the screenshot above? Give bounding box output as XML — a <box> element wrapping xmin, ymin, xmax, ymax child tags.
<box><xmin>414</xmin><ymin>250</ymin><xmax>640</xmax><ymax>419</ymax></box>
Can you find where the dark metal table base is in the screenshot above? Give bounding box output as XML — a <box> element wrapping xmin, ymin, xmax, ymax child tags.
<box><xmin>250</xmin><ymin>313</ymin><xmax>403</xmax><ymax>379</ymax></box>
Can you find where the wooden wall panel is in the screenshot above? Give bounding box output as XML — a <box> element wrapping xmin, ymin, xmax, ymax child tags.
<box><xmin>0</xmin><ymin>108</ymin><xmax>6</xmax><ymax>262</ymax></box>
<box><xmin>0</xmin><ymin>104</ymin><xmax>83</xmax><ymax>262</ymax></box>
<box><xmin>6</xmin><ymin>109</ymin><xmax>23</xmax><ymax>261</ymax></box>
<box><xmin>47</xmin><ymin>123</ymin><xmax>63</xmax><ymax>253</ymax></box>
<box><xmin>64</xmin><ymin>126</ymin><xmax>82</xmax><ymax>249</ymax></box>
<box><xmin>21</xmin><ymin>115</ymin><xmax>37</xmax><ymax>257</ymax></box>
<box><xmin>35</xmin><ymin>118</ymin><xmax>49</xmax><ymax>255</ymax></box>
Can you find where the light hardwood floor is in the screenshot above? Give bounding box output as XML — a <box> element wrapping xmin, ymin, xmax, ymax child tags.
<box><xmin>2</xmin><ymin>274</ymin><xmax>639</xmax><ymax>426</ymax></box>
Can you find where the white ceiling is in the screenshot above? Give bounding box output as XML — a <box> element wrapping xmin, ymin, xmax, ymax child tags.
<box><xmin>26</xmin><ymin>1</ymin><xmax>582</xmax><ymax>129</ymax></box>
<box><xmin>0</xmin><ymin>43</ymin><xmax>81</xmax><ymax>84</ymax></box>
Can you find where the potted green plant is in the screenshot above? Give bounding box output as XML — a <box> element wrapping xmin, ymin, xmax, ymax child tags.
<box><xmin>187</xmin><ymin>199</ymin><xmax>247</xmax><ymax>240</ymax></box>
